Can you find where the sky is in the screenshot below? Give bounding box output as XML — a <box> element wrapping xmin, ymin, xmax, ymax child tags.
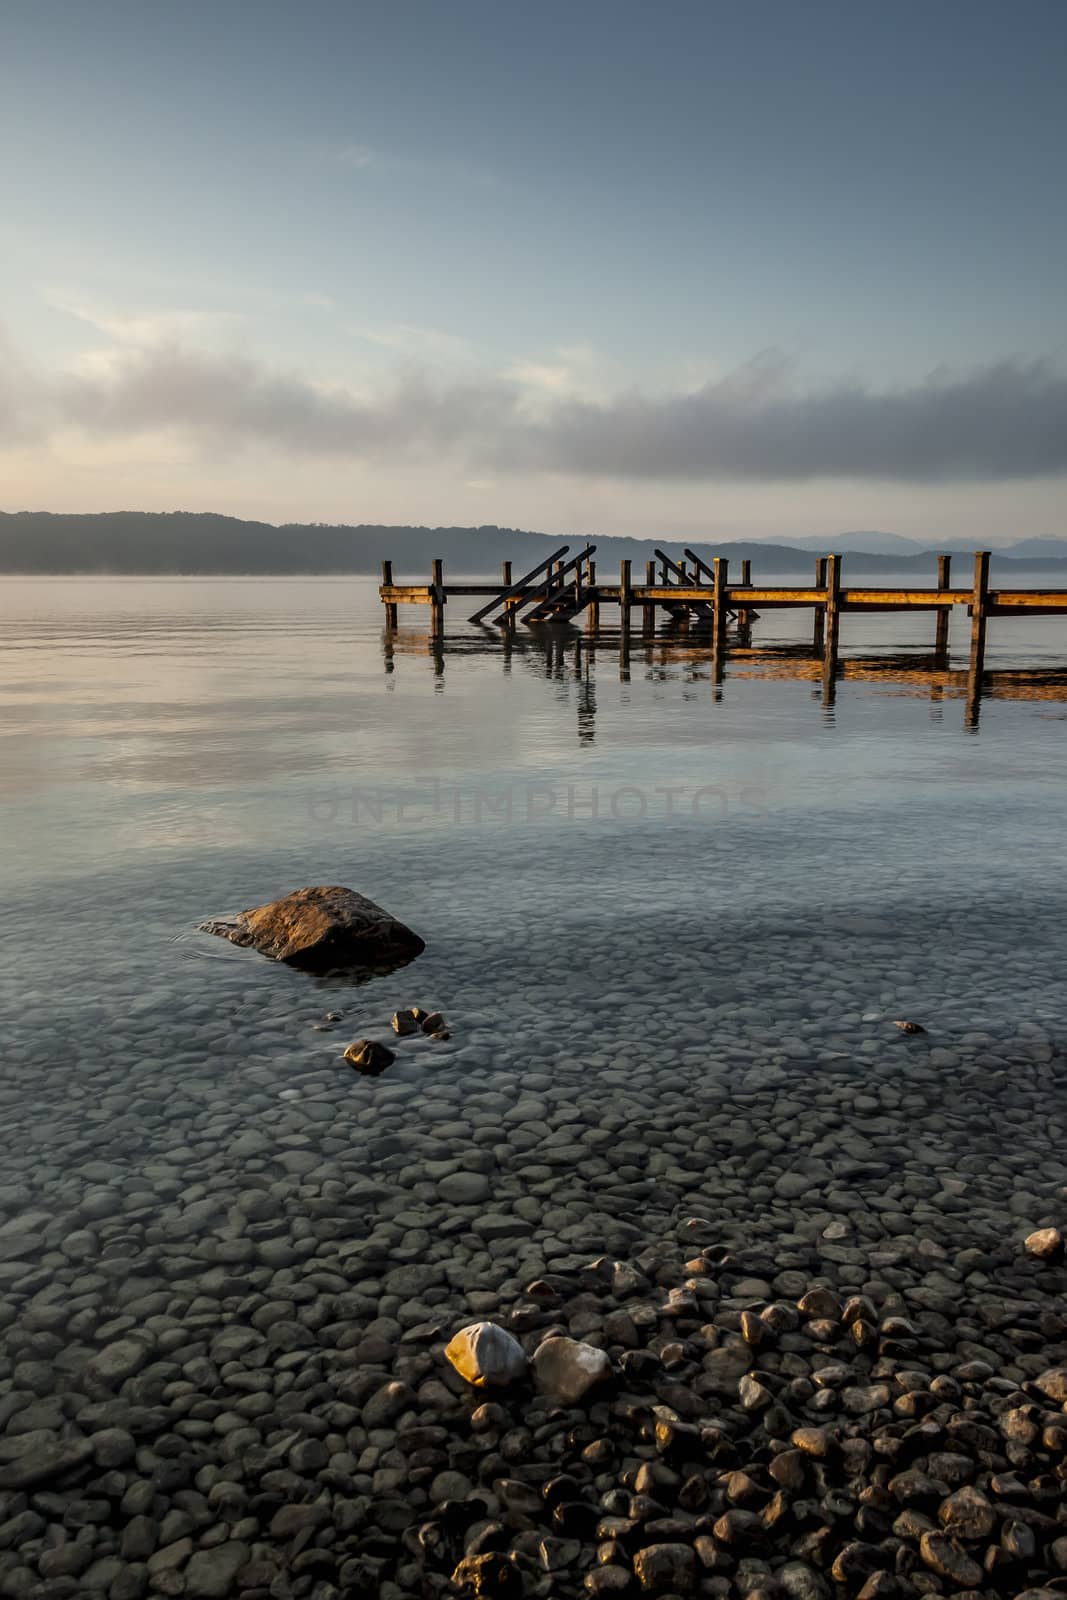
<box><xmin>1</xmin><ymin>0</ymin><xmax>1065</xmax><ymax>544</ymax></box>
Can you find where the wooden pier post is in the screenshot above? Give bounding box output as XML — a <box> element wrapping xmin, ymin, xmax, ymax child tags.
<box><xmin>381</xmin><ymin>560</ymin><xmax>398</xmax><ymax>628</ymax></box>
<box><xmin>430</xmin><ymin>558</ymin><xmax>445</xmax><ymax>633</ymax></box>
<box><xmin>825</xmin><ymin>555</ymin><xmax>841</xmax><ymax>654</ymax></box>
<box><xmin>935</xmin><ymin>554</ymin><xmax>951</xmax><ymax>657</ymax></box>
<box><xmin>813</xmin><ymin>557</ymin><xmax>827</xmax><ymax>651</ymax></box>
<box><xmin>736</xmin><ymin>557</ymin><xmax>752</xmax><ymax>642</ymax></box>
<box><xmin>500</xmin><ymin>560</ymin><xmax>515</xmax><ymax>630</ymax></box>
<box><xmin>642</xmin><ymin>560</ymin><xmax>656</xmax><ymax>632</ymax></box>
<box><xmin>711</xmin><ymin>557</ymin><xmax>728</xmax><ymax>683</ymax></box>
<box><xmin>620</xmin><ymin>559</ymin><xmax>632</xmax><ymax>633</ymax></box>
<box><xmin>712</xmin><ymin>557</ymin><xmax>728</xmax><ymax>650</ymax></box>
<box><xmin>586</xmin><ymin>559</ymin><xmax>599</xmax><ymax>630</ymax></box>
<box><xmin>969</xmin><ymin>550</ymin><xmax>990</xmax><ymax>675</ymax></box>
<box><xmin>822</xmin><ymin>554</ymin><xmax>842</xmax><ymax>701</ymax></box>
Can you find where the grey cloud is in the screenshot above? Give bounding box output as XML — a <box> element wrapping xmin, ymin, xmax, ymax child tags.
<box><xmin>56</xmin><ymin>345</ymin><xmax>512</xmax><ymax>458</ymax></box>
<box><xmin>5</xmin><ymin>334</ymin><xmax>1067</xmax><ymax>482</ymax></box>
<box><xmin>518</xmin><ymin>354</ymin><xmax>1067</xmax><ymax>482</ymax></box>
<box><xmin>0</xmin><ymin>328</ymin><xmax>45</xmax><ymax>444</ymax></box>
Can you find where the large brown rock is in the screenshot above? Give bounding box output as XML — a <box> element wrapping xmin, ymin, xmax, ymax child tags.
<box><xmin>200</xmin><ymin>885</ymin><xmax>424</xmax><ymax>969</ymax></box>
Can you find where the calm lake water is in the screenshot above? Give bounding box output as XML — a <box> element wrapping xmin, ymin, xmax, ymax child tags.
<box><xmin>1</xmin><ymin>572</ymin><xmax>1066</xmax><ymax>1310</ymax></box>
<box><xmin>3</xmin><ymin>572</ymin><xmax>1067</xmax><ymax>919</ymax></box>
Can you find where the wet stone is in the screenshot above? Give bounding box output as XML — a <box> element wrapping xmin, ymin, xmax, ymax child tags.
<box><xmin>85</xmin><ymin>1339</ymin><xmax>150</xmax><ymax>1387</ymax></box>
<box><xmin>362</xmin><ymin>1381</ymin><xmax>414</xmax><ymax>1426</ymax></box>
<box><xmin>183</xmin><ymin>1542</ymin><xmax>250</xmax><ymax>1598</ymax></box>
<box><xmin>1034</xmin><ymin>1368</ymin><xmax>1067</xmax><ymax>1403</ymax></box>
<box><xmin>343</xmin><ymin>1038</ymin><xmax>395</xmax><ymax>1074</ymax></box>
<box><xmin>438</xmin><ymin>1171</ymin><xmax>491</xmax><ymax>1204</ymax></box>
<box><xmin>0</xmin><ymin>1436</ymin><xmax>94</xmax><ymax>1490</ymax></box>
<box><xmin>532</xmin><ymin>1336</ymin><xmax>613</xmax><ymax>1403</ymax></box>
<box><xmin>633</xmin><ymin>1543</ymin><xmax>695</xmax><ymax>1593</ymax></box>
<box><xmin>843</xmin><ymin>1384</ymin><xmax>890</xmax><ymax>1415</ymax></box>
<box><xmin>451</xmin><ymin>1551</ymin><xmax>523</xmax><ymax>1597</ymax></box>
<box><xmin>585</xmin><ymin>1568</ymin><xmax>635</xmax><ymax>1596</ymax></box>
<box><xmin>1025</xmin><ymin>1228</ymin><xmax>1063</xmax><ymax>1261</ymax></box>
<box><xmin>938</xmin><ymin>1484</ymin><xmax>995</xmax><ymax>1540</ymax></box>
<box><xmin>919</xmin><ymin>1530</ymin><xmax>984</xmax><ymax>1588</ymax></box>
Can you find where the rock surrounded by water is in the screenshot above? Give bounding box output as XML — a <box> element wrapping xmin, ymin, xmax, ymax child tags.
<box><xmin>198</xmin><ymin>884</ymin><xmax>425</xmax><ymax>967</ymax></box>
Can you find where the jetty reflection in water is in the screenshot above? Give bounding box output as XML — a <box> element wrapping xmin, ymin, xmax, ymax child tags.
<box><xmin>381</xmin><ymin>622</ymin><xmax>1067</xmax><ymax>736</ymax></box>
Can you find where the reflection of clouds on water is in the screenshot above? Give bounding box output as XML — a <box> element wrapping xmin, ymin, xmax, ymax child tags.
<box><xmin>3</xmin><ymin>573</ymin><xmax>1067</xmax><ymax>892</ymax></box>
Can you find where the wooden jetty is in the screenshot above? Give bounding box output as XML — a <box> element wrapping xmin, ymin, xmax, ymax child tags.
<box><xmin>379</xmin><ymin>548</ymin><xmax>1067</xmax><ymax>690</ymax></box>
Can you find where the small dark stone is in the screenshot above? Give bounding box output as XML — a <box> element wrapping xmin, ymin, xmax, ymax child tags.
<box><xmin>712</xmin><ymin>1508</ymin><xmax>763</xmax><ymax>1546</ymax></box>
<box><xmin>552</xmin><ymin>1501</ymin><xmax>600</xmax><ymax>1538</ymax></box>
<box><xmin>831</xmin><ymin>1543</ymin><xmax>888</xmax><ymax>1583</ymax></box>
<box><xmin>797</xmin><ymin>1288</ymin><xmax>841</xmax><ymax>1320</ymax></box>
<box><xmin>542</xmin><ymin>1475</ymin><xmax>584</xmax><ymax>1508</ymax></box>
<box><xmin>584</xmin><ymin>1567</ymin><xmax>634</xmax><ymax>1595</ymax></box>
<box><xmin>1001</xmin><ymin>1519</ymin><xmax>1036</xmax><ymax>1560</ymax></box>
<box><xmin>465</xmin><ymin>1523</ymin><xmax>510</xmax><ymax>1557</ymax></box>
<box><xmin>918</xmin><ymin>1530</ymin><xmax>984</xmax><ymax>1588</ymax></box>
<box><xmin>450</xmin><ymin>1551</ymin><xmax>523</xmax><ymax>1598</ymax></box>
<box><xmin>769</xmin><ymin>1450</ymin><xmax>808</xmax><ymax>1492</ymax></box>
<box><xmin>792</xmin><ymin>1428</ymin><xmax>832</xmax><ymax>1459</ymax></box>
<box><xmin>632</xmin><ymin>1542</ymin><xmax>695</xmax><ymax>1593</ymax></box>
<box><xmin>856</xmin><ymin>1575</ymin><xmax>900</xmax><ymax>1599</ymax></box>
<box><xmin>740</xmin><ymin>1310</ymin><xmax>768</xmax><ymax>1346</ymax></box>
<box><xmin>937</xmin><ymin>1484</ymin><xmax>995</xmax><ymax>1541</ymax></box>
<box><xmin>343</xmin><ymin>1038</ymin><xmax>396</xmax><ymax>1075</ymax></box>
<box><xmin>654</xmin><ymin>1419</ymin><xmax>702</xmax><ymax>1462</ymax></box>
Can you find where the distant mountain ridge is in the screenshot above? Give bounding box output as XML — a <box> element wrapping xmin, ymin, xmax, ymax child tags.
<box><xmin>1</xmin><ymin>510</ymin><xmax>1065</xmax><ymax>576</ymax></box>
<box><xmin>771</xmin><ymin>530</ymin><xmax>1067</xmax><ymax>559</ymax></box>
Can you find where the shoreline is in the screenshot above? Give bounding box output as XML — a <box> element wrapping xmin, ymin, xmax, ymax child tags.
<box><xmin>0</xmin><ymin>1210</ymin><xmax>1065</xmax><ymax>1597</ymax></box>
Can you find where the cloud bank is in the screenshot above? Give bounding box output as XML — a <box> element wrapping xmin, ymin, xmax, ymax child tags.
<box><xmin>4</xmin><ymin>330</ymin><xmax>1066</xmax><ymax>483</ymax></box>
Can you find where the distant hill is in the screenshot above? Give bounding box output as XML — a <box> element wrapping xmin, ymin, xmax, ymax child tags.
<box><xmin>1</xmin><ymin>510</ymin><xmax>1065</xmax><ymax>576</ymax></box>
<box><xmin>774</xmin><ymin>530</ymin><xmax>933</xmax><ymax>556</ymax></box>
<box><xmin>776</xmin><ymin>530</ymin><xmax>1067</xmax><ymax>560</ymax></box>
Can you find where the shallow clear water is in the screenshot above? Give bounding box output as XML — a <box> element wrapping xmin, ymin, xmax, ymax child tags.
<box><xmin>1</xmin><ymin>575</ymin><xmax>1066</xmax><ymax>1322</ymax></box>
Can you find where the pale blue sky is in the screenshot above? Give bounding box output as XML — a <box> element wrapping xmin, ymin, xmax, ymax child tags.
<box><xmin>2</xmin><ymin>0</ymin><xmax>1065</xmax><ymax>540</ymax></box>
